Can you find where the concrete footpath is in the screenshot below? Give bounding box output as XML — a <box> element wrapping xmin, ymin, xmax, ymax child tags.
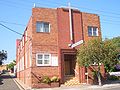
<box><xmin>13</xmin><ymin>80</ymin><xmax>120</xmax><ymax>90</ymax></box>
<box><xmin>9</xmin><ymin>73</ymin><xmax>120</xmax><ymax>90</ymax></box>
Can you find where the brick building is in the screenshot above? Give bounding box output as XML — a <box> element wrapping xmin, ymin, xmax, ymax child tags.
<box><xmin>16</xmin><ymin>7</ymin><xmax>104</xmax><ymax>88</ymax></box>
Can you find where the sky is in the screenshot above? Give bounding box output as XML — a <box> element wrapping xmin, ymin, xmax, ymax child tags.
<box><xmin>0</xmin><ymin>0</ymin><xmax>120</xmax><ymax>64</ymax></box>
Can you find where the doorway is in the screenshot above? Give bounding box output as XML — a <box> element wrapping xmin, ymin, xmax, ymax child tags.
<box><xmin>64</xmin><ymin>54</ymin><xmax>76</xmax><ymax>76</ymax></box>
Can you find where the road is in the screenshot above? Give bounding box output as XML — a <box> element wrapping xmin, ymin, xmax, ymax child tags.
<box><xmin>104</xmin><ymin>87</ymin><xmax>120</xmax><ymax>90</ymax></box>
<box><xmin>1</xmin><ymin>72</ymin><xmax>120</xmax><ymax>90</ymax></box>
<box><xmin>0</xmin><ymin>72</ymin><xmax>20</xmax><ymax>90</ymax></box>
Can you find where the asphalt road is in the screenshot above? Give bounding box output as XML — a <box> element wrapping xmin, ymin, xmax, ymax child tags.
<box><xmin>0</xmin><ymin>72</ymin><xmax>20</xmax><ymax>90</ymax></box>
<box><xmin>104</xmin><ymin>87</ymin><xmax>120</xmax><ymax>90</ymax></box>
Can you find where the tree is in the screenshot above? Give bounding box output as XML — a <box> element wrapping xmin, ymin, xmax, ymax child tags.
<box><xmin>7</xmin><ymin>60</ymin><xmax>16</xmax><ymax>72</ymax></box>
<box><xmin>77</xmin><ymin>39</ymin><xmax>119</xmax><ymax>85</ymax></box>
<box><xmin>0</xmin><ymin>50</ymin><xmax>7</xmax><ymax>65</ymax></box>
<box><xmin>105</xmin><ymin>36</ymin><xmax>120</xmax><ymax>51</ymax></box>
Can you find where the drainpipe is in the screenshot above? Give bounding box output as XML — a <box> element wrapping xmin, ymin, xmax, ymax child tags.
<box><xmin>68</xmin><ymin>2</ymin><xmax>73</xmax><ymax>44</ymax></box>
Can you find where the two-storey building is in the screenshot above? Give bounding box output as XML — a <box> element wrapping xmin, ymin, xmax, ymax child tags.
<box><xmin>16</xmin><ymin>7</ymin><xmax>104</xmax><ymax>88</ymax></box>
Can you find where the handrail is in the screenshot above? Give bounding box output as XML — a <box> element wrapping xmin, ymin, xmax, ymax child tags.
<box><xmin>31</xmin><ymin>72</ymin><xmax>41</xmax><ymax>82</ymax></box>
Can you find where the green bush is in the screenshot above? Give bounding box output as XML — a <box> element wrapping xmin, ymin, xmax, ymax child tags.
<box><xmin>51</xmin><ymin>76</ymin><xmax>59</xmax><ymax>82</ymax></box>
<box><xmin>41</xmin><ymin>76</ymin><xmax>51</xmax><ymax>84</ymax></box>
<box><xmin>108</xmin><ymin>75</ymin><xmax>119</xmax><ymax>80</ymax></box>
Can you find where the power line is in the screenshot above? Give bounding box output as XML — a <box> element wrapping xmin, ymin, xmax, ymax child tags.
<box><xmin>0</xmin><ymin>0</ymin><xmax>120</xmax><ymax>27</ymax></box>
<box><xmin>0</xmin><ymin>23</ymin><xmax>23</xmax><ymax>36</ymax></box>
<box><xmin>28</xmin><ymin>0</ymin><xmax>120</xmax><ymax>16</ymax></box>
<box><xmin>0</xmin><ymin>0</ymin><xmax>31</xmax><ymax>11</ymax></box>
<box><xmin>101</xmin><ymin>21</ymin><xmax>120</xmax><ymax>26</ymax></box>
<box><xmin>10</xmin><ymin>0</ymin><xmax>120</xmax><ymax>17</ymax></box>
<box><xmin>1</xmin><ymin>0</ymin><xmax>120</xmax><ymax>20</ymax></box>
<box><xmin>0</xmin><ymin>21</ymin><xmax>26</xmax><ymax>26</ymax></box>
<box><xmin>0</xmin><ymin>23</ymin><xmax>31</xmax><ymax>39</ymax></box>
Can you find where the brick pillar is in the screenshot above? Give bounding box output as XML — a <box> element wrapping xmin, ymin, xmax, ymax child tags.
<box><xmin>75</xmin><ymin>63</ymin><xmax>80</xmax><ymax>82</ymax></box>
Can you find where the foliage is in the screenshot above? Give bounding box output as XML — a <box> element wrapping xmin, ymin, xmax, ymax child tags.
<box><xmin>103</xmin><ymin>37</ymin><xmax>120</xmax><ymax>72</ymax></box>
<box><xmin>77</xmin><ymin>38</ymin><xmax>119</xmax><ymax>85</ymax></box>
<box><xmin>0</xmin><ymin>50</ymin><xmax>7</xmax><ymax>65</ymax></box>
<box><xmin>7</xmin><ymin>60</ymin><xmax>16</xmax><ymax>70</ymax></box>
<box><xmin>40</xmin><ymin>76</ymin><xmax>60</xmax><ymax>84</ymax></box>
<box><xmin>51</xmin><ymin>76</ymin><xmax>60</xmax><ymax>82</ymax></box>
<box><xmin>106</xmin><ymin>36</ymin><xmax>120</xmax><ymax>50</ymax></box>
<box><xmin>77</xmin><ymin>38</ymin><xmax>119</xmax><ymax>70</ymax></box>
<box><xmin>41</xmin><ymin>76</ymin><xmax>51</xmax><ymax>84</ymax></box>
<box><xmin>108</xmin><ymin>75</ymin><xmax>119</xmax><ymax>81</ymax></box>
<box><xmin>92</xmin><ymin>70</ymin><xmax>98</xmax><ymax>77</ymax></box>
<box><xmin>77</xmin><ymin>39</ymin><xmax>118</xmax><ymax>67</ymax></box>
<box><xmin>104</xmin><ymin>63</ymin><xmax>116</xmax><ymax>73</ymax></box>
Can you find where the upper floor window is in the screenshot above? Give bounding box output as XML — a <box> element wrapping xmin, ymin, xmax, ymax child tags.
<box><xmin>36</xmin><ymin>21</ymin><xmax>50</xmax><ymax>33</ymax></box>
<box><xmin>36</xmin><ymin>53</ymin><xmax>51</xmax><ymax>66</ymax></box>
<box><xmin>88</xmin><ymin>26</ymin><xmax>98</xmax><ymax>36</ymax></box>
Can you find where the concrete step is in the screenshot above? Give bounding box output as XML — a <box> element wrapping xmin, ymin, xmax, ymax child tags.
<box><xmin>64</xmin><ymin>77</ymin><xmax>80</xmax><ymax>86</ymax></box>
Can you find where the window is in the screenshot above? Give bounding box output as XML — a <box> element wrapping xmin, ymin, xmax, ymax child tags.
<box><xmin>36</xmin><ymin>53</ymin><xmax>51</xmax><ymax>66</ymax></box>
<box><xmin>88</xmin><ymin>26</ymin><xmax>98</xmax><ymax>36</ymax></box>
<box><xmin>36</xmin><ymin>21</ymin><xmax>50</xmax><ymax>33</ymax></box>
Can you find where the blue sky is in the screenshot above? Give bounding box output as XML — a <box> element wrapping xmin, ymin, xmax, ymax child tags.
<box><xmin>0</xmin><ymin>0</ymin><xmax>120</xmax><ymax>64</ymax></box>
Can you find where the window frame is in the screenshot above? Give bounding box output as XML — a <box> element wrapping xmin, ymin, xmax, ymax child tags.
<box><xmin>36</xmin><ymin>21</ymin><xmax>50</xmax><ymax>33</ymax></box>
<box><xmin>36</xmin><ymin>53</ymin><xmax>51</xmax><ymax>66</ymax></box>
<box><xmin>88</xmin><ymin>26</ymin><xmax>98</xmax><ymax>36</ymax></box>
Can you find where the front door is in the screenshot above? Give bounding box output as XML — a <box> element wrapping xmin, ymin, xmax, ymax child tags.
<box><xmin>64</xmin><ymin>54</ymin><xmax>75</xmax><ymax>76</ymax></box>
<box><xmin>65</xmin><ymin>60</ymin><xmax>70</xmax><ymax>75</ymax></box>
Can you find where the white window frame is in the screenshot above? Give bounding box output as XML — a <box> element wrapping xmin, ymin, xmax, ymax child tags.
<box><xmin>88</xmin><ymin>26</ymin><xmax>98</xmax><ymax>36</ymax></box>
<box><xmin>36</xmin><ymin>53</ymin><xmax>51</xmax><ymax>66</ymax></box>
<box><xmin>36</xmin><ymin>21</ymin><xmax>50</xmax><ymax>33</ymax></box>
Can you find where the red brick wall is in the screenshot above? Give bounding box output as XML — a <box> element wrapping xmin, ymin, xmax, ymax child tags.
<box><xmin>16</xmin><ymin>7</ymin><xmax>103</xmax><ymax>87</ymax></box>
<box><xmin>31</xmin><ymin>66</ymin><xmax>59</xmax><ymax>86</ymax></box>
<box><xmin>24</xmin><ymin>68</ymin><xmax>32</xmax><ymax>87</ymax></box>
<box><xmin>82</xmin><ymin>12</ymin><xmax>101</xmax><ymax>42</ymax></box>
<box><xmin>57</xmin><ymin>8</ymin><xmax>102</xmax><ymax>83</ymax></box>
<box><xmin>16</xmin><ymin>39</ymin><xmax>20</xmax><ymax>71</ymax></box>
<box><xmin>32</xmin><ymin>8</ymin><xmax>58</xmax><ymax>66</ymax></box>
<box><xmin>31</xmin><ymin>8</ymin><xmax>59</xmax><ymax>86</ymax></box>
<box><xmin>57</xmin><ymin>8</ymin><xmax>83</xmax><ymax>49</ymax></box>
<box><xmin>16</xmin><ymin>16</ymin><xmax>33</xmax><ymax>87</ymax></box>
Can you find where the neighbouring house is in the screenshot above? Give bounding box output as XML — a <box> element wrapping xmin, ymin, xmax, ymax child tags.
<box><xmin>16</xmin><ymin>6</ymin><xmax>105</xmax><ymax>89</ymax></box>
<box><xmin>0</xmin><ymin>64</ymin><xmax>7</xmax><ymax>72</ymax></box>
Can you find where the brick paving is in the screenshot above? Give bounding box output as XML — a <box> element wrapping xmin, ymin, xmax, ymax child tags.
<box><xmin>0</xmin><ymin>72</ymin><xmax>20</xmax><ymax>90</ymax></box>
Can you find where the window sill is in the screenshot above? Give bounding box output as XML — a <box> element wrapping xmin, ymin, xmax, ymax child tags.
<box><xmin>36</xmin><ymin>32</ymin><xmax>50</xmax><ymax>34</ymax></box>
<box><xmin>88</xmin><ymin>36</ymin><xmax>99</xmax><ymax>37</ymax></box>
<box><xmin>36</xmin><ymin>64</ymin><xmax>51</xmax><ymax>67</ymax></box>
